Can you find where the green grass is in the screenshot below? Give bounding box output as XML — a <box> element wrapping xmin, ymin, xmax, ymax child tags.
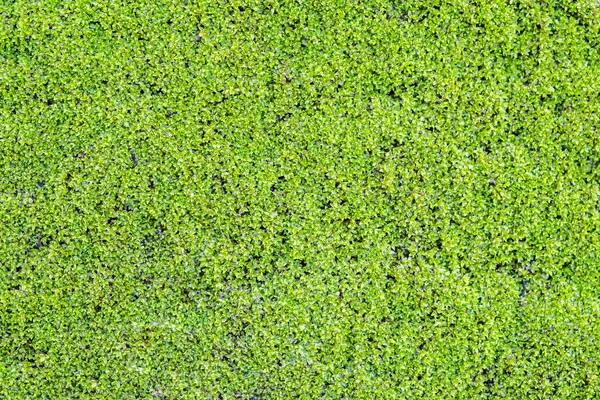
<box><xmin>1</xmin><ymin>0</ymin><xmax>600</xmax><ymax>398</ymax></box>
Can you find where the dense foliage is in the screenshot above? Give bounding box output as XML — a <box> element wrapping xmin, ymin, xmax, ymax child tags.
<box><xmin>2</xmin><ymin>0</ymin><xmax>600</xmax><ymax>398</ymax></box>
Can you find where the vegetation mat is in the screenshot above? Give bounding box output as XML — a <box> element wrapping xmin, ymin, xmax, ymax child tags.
<box><xmin>1</xmin><ymin>0</ymin><xmax>600</xmax><ymax>398</ymax></box>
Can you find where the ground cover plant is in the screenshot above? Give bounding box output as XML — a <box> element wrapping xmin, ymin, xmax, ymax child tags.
<box><xmin>1</xmin><ymin>0</ymin><xmax>600</xmax><ymax>398</ymax></box>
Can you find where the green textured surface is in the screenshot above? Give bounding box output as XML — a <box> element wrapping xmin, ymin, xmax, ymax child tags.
<box><xmin>1</xmin><ymin>0</ymin><xmax>600</xmax><ymax>398</ymax></box>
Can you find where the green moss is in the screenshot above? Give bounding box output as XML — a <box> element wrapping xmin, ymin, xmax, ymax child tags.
<box><xmin>1</xmin><ymin>0</ymin><xmax>600</xmax><ymax>398</ymax></box>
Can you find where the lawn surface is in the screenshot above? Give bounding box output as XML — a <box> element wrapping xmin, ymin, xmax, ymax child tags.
<box><xmin>2</xmin><ymin>0</ymin><xmax>600</xmax><ymax>398</ymax></box>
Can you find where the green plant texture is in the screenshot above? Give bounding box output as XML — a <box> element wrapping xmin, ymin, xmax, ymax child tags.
<box><xmin>1</xmin><ymin>0</ymin><xmax>600</xmax><ymax>398</ymax></box>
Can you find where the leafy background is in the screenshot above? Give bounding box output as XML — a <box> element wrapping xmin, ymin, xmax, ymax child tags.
<box><xmin>1</xmin><ymin>0</ymin><xmax>600</xmax><ymax>398</ymax></box>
